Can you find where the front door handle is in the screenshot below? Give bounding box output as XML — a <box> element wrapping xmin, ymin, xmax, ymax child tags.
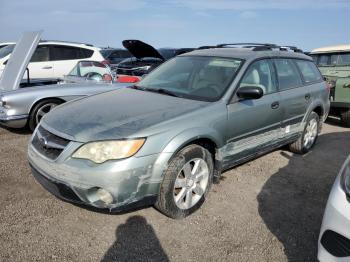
<box><xmin>271</xmin><ymin>101</ymin><xmax>279</xmax><ymax>109</ymax></box>
<box><xmin>305</xmin><ymin>94</ymin><xmax>311</xmax><ymax>100</ymax></box>
<box><xmin>42</xmin><ymin>66</ymin><xmax>52</xmax><ymax>69</ymax></box>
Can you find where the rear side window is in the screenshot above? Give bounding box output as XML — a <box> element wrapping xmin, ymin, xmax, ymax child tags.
<box><xmin>295</xmin><ymin>60</ymin><xmax>322</xmax><ymax>83</ymax></box>
<box><xmin>313</xmin><ymin>52</ymin><xmax>350</xmax><ymax>66</ymax></box>
<box><xmin>274</xmin><ymin>59</ymin><xmax>303</xmax><ymax>90</ymax></box>
<box><xmin>50</xmin><ymin>45</ymin><xmax>93</xmax><ymax>61</ymax></box>
<box><xmin>334</xmin><ymin>52</ymin><xmax>350</xmax><ymax>65</ymax></box>
<box><xmin>30</xmin><ymin>45</ymin><xmax>49</xmax><ymax>62</ymax></box>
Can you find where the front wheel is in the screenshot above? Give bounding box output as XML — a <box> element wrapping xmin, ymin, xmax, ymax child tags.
<box><xmin>289</xmin><ymin>112</ymin><xmax>320</xmax><ymax>154</ymax></box>
<box><xmin>155</xmin><ymin>144</ymin><xmax>214</xmax><ymax>219</ymax></box>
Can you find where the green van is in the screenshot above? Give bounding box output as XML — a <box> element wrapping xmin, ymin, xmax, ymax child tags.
<box><xmin>310</xmin><ymin>45</ymin><xmax>350</xmax><ymax>126</ymax></box>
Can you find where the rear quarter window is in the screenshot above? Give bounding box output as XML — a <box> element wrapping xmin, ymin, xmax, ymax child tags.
<box><xmin>50</xmin><ymin>45</ymin><xmax>93</xmax><ymax>61</ymax></box>
<box><xmin>296</xmin><ymin>60</ymin><xmax>322</xmax><ymax>83</ymax></box>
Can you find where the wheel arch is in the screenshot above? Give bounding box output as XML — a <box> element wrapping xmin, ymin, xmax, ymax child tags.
<box><xmin>29</xmin><ymin>97</ymin><xmax>66</xmax><ymax>116</ymax></box>
<box><xmin>160</xmin><ymin>129</ymin><xmax>224</xmax><ymax>183</ymax></box>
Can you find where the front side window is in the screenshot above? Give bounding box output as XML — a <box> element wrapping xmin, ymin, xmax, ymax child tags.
<box><xmin>0</xmin><ymin>44</ymin><xmax>15</xmax><ymax>59</ymax></box>
<box><xmin>274</xmin><ymin>59</ymin><xmax>303</xmax><ymax>90</ymax></box>
<box><xmin>30</xmin><ymin>45</ymin><xmax>49</xmax><ymax>62</ymax></box>
<box><xmin>296</xmin><ymin>60</ymin><xmax>322</xmax><ymax>83</ymax></box>
<box><xmin>136</xmin><ymin>56</ymin><xmax>243</xmax><ymax>101</ymax></box>
<box><xmin>239</xmin><ymin>59</ymin><xmax>277</xmax><ymax>95</ymax></box>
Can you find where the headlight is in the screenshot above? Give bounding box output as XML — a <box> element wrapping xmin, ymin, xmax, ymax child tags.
<box><xmin>340</xmin><ymin>156</ymin><xmax>350</xmax><ymax>196</ymax></box>
<box><xmin>72</xmin><ymin>139</ymin><xmax>145</xmax><ymax>164</ymax></box>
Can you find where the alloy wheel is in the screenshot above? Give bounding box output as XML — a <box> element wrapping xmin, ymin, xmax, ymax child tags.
<box><xmin>173</xmin><ymin>158</ymin><xmax>209</xmax><ymax>210</ymax></box>
<box><xmin>303</xmin><ymin>118</ymin><xmax>318</xmax><ymax>149</ymax></box>
<box><xmin>35</xmin><ymin>103</ymin><xmax>57</xmax><ymax>126</ymax></box>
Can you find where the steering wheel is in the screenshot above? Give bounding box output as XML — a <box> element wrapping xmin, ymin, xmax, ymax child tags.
<box><xmin>83</xmin><ymin>72</ymin><xmax>102</xmax><ymax>81</ymax></box>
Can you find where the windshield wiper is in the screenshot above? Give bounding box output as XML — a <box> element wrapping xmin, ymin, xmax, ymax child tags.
<box><xmin>129</xmin><ymin>85</ymin><xmax>180</xmax><ymax>97</ymax></box>
<box><xmin>127</xmin><ymin>85</ymin><xmax>146</xmax><ymax>90</ymax></box>
<box><xmin>145</xmin><ymin>88</ymin><xmax>180</xmax><ymax>97</ymax></box>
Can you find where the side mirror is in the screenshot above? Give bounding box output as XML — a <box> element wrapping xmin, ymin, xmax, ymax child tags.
<box><xmin>236</xmin><ymin>86</ymin><xmax>264</xmax><ymax>100</ymax></box>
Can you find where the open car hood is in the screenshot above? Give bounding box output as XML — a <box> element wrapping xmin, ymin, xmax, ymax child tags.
<box><xmin>0</xmin><ymin>31</ymin><xmax>41</xmax><ymax>91</ymax></box>
<box><xmin>122</xmin><ymin>39</ymin><xmax>164</xmax><ymax>60</ymax></box>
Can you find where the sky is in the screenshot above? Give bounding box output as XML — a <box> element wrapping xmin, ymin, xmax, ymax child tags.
<box><xmin>0</xmin><ymin>0</ymin><xmax>350</xmax><ymax>51</ymax></box>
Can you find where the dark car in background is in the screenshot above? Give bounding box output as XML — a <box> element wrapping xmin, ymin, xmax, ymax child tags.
<box><xmin>100</xmin><ymin>48</ymin><xmax>133</xmax><ymax>67</ymax></box>
<box><xmin>114</xmin><ymin>39</ymin><xmax>194</xmax><ymax>76</ymax></box>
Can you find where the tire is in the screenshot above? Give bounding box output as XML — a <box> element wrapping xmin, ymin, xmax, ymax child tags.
<box><xmin>155</xmin><ymin>144</ymin><xmax>214</xmax><ymax>219</ymax></box>
<box><xmin>28</xmin><ymin>99</ymin><xmax>62</xmax><ymax>131</ymax></box>
<box><xmin>340</xmin><ymin>109</ymin><xmax>350</xmax><ymax>127</ymax></box>
<box><xmin>289</xmin><ymin>112</ymin><xmax>320</xmax><ymax>154</ymax></box>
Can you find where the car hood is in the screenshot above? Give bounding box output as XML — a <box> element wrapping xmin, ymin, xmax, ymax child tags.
<box><xmin>0</xmin><ymin>31</ymin><xmax>41</xmax><ymax>91</ymax></box>
<box><xmin>42</xmin><ymin>87</ymin><xmax>207</xmax><ymax>142</ymax></box>
<box><xmin>122</xmin><ymin>40</ymin><xmax>164</xmax><ymax>60</ymax></box>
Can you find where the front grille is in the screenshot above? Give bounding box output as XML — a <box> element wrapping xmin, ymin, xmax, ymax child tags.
<box><xmin>321</xmin><ymin>230</ymin><xmax>350</xmax><ymax>257</ymax></box>
<box><xmin>32</xmin><ymin>126</ymin><xmax>70</xmax><ymax>160</ymax></box>
<box><xmin>31</xmin><ymin>165</ymin><xmax>81</xmax><ymax>203</ymax></box>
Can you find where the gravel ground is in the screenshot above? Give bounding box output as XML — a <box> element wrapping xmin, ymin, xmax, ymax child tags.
<box><xmin>0</xmin><ymin>121</ymin><xmax>349</xmax><ymax>262</ymax></box>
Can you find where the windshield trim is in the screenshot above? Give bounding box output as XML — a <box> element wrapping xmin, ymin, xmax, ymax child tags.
<box><xmin>136</xmin><ymin>55</ymin><xmax>245</xmax><ymax>102</ymax></box>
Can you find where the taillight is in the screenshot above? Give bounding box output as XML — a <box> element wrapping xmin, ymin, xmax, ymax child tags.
<box><xmin>325</xmin><ymin>81</ymin><xmax>331</xmax><ymax>92</ymax></box>
<box><xmin>101</xmin><ymin>60</ymin><xmax>111</xmax><ymax>66</ymax></box>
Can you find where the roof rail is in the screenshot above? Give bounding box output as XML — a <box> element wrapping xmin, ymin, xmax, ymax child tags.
<box><xmin>216</xmin><ymin>43</ymin><xmax>277</xmax><ymax>48</ymax></box>
<box><xmin>40</xmin><ymin>40</ymin><xmax>93</xmax><ymax>47</ymax></box>
<box><xmin>215</xmin><ymin>43</ymin><xmax>303</xmax><ymax>53</ymax></box>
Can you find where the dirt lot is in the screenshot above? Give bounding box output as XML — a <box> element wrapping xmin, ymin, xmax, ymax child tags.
<box><xmin>0</xmin><ymin>121</ymin><xmax>349</xmax><ymax>262</ymax></box>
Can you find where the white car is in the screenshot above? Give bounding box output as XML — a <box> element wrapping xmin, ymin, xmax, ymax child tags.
<box><xmin>0</xmin><ymin>40</ymin><xmax>105</xmax><ymax>79</ymax></box>
<box><xmin>318</xmin><ymin>155</ymin><xmax>350</xmax><ymax>261</ymax></box>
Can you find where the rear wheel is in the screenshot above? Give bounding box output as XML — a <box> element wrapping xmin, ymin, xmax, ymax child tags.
<box><xmin>155</xmin><ymin>144</ymin><xmax>214</xmax><ymax>219</ymax></box>
<box><xmin>340</xmin><ymin>109</ymin><xmax>350</xmax><ymax>127</ymax></box>
<box><xmin>28</xmin><ymin>99</ymin><xmax>62</xmax><ymax>131</ymax></box>
<box><xmin>289</xmin><ymin>112</ymin><xmax>320</xmax><ymax>154</ymax></box>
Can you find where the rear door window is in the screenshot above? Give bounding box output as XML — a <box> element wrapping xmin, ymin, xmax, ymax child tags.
<box><xmin>50</xmin><ymin>45</ymin><xmax>93</xmax><ymax>61</ymax></box>
<box><xmin>295</xmin><ymin>60</ymin><xmax>323</xmax><ymax>83</ymax></box>
<box><xmin>30</xmin><ymin>45</ymin><xmax>49</xmax><ymax>62</ymax></box>
<box><xmin>274</xmin><ymin>59</ymin><xmax>303</xmax><ymax>90</ymax></box>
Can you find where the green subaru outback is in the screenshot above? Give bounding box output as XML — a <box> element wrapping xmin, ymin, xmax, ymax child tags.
<box><xmin>310</xmin><ymin>45</ymin><xmax>350</xmax><ymax>126</ymax></box>
<box><xmin>29</xmin><ymin>44</ymin><xmax>330</xmax><ymax>218</ymax></box>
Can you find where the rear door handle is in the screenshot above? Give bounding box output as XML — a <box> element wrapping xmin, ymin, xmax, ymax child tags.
<box><xmin>305</xmin><ymin>94</ymin><xmax>311</xmax><ymax>100</ymax></box>
<box><xmin>42</xmin><ymin>66</ymin><xmax>52</xmax><ymax>69</ymax></box>
<box><xmin>271</xmin><ymin>101</ymin><xmax>279</xmax><ymax>109</ymax></box>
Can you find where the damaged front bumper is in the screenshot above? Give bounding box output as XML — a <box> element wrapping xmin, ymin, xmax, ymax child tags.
<box><xmin>28</xmin><ymin>141</ymin><xmax>172</xmax><ymax>212</ymax></box>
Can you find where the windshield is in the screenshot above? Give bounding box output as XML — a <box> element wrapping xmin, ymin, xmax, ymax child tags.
<box><xmin>0</xmin><ymin>44</ymin><xmax>15</xmax><ymax>59</ymax></box>
<box><xmin>68</xmin><ymin>61</ymin><xmax>113</xmax><ymax>82</ymax></box>
<box><xmin>136</xmin><ymin>56</ymin><xmax>243</xmax><ymax>102</ymax></box>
